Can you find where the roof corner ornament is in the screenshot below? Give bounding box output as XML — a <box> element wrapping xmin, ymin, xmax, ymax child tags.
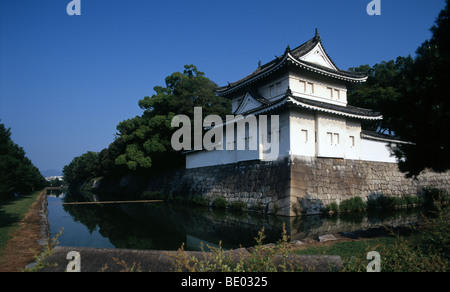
<box><xmin>285</xmin><ymin>44</ymin><xmax>291</xmax><ymax>54</ymax></box>
<box><xmin>314</xmin><ymin>28</ymin><xmax>321</xmax><ymax>41</ymax></box>
<box><xmin>258</xmin><ymin>60</ymin><xmax>262</xmax><ymax>69</ymax></box>
<box><xmin>286</xmin><ymin>86</ymin><xmax>292</xmax><ymax>96</ymax></box>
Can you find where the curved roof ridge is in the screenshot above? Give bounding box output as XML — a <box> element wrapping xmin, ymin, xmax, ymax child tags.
<box><xmin>216</xmin><ymin>31</ymin><xmax>368</xmax><ymax>95</ymax></box>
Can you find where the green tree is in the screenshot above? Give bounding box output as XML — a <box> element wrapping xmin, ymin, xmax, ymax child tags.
<box><xmin>49</xmin><ymin>178</ymin><xmax>63</xmax><ymax>187</ymax></box>
<box><xmin>0</xmin><ymin>122</ymin><xmax>45</xmax><ymax>199</ymax></box>
<box><xmin>62</xmin><ymin>65</ymin><xmax>231</xmax><ymax>185</ymax></box>
<box><xmin>349</xmin><ymin>1</ymin><xmax>450</xmax><ymax>177</ymax></box>
<box><xmin>63</xmin><ymin>151</ymin><xmax>100</xmax><ymax>186</ymax></box>
<box><xmin>348</xmin><ymin>56</ymin><xmax>414</xmax><ymax>135</ymax></box>
<box><xmin>113</xmin><ymin>64</ymin><xmax>231</xmax><ymax>172</ymax></box>
<box><xmin>389</xmin><ymin>0</ymin><xmax>450</xmax><ymax>176</ymax></box>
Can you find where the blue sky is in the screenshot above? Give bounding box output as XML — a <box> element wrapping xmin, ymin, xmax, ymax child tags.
<box><xmin>0</xmin><ymin>0</ymin><xmax>446</xmax><ymax>173</ymax></box>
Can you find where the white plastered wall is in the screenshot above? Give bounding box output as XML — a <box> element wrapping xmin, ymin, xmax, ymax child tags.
<box><xmin>360</xmin><ymin>138</ymin><xmax>398</xmax><ymax>163</ymax></box>
<box><xmin>289</xmin><ymin>109</ymin><xmax>316</xmax><ymax>157</ymax></box>
<box><xmin>316</xmin><ymin>112</ymin><xmax>346</xmax><ymax>159</ymax></box>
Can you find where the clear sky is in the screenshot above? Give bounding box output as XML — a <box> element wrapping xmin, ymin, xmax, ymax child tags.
<box><xmin>0</xmin><ymin>0</ymin><xmax>446</xmax><ymax>173</ymax></box>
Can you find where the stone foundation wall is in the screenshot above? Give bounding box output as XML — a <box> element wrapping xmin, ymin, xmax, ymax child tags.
<box><xmin>143</xmin><ymin>157</ymin><xmax>291</xmax><ymax>215</ymax></box>
<box><xmin>95</xmin><ymin>156</ymin><xmax>450</xmax><ymax>217</ymax></box>
<box><xmin>290</xmin><ymin>156</ymin><xmax>450</xmax><ymax>216</ymax></box>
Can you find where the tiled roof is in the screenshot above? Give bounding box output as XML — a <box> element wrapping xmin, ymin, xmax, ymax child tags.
<box><xmin>288</xmin><ymin>95</ymin><xmax>382</xmax><ymax>120</ymax></box>
<box><xmin>235</xmin><ymin>90</ymin><xmax>383</xmax><ymax>121</ymax></box>
<box><xmin>216</xmin><ymin>31</ymin><xmax>367</xmax><ymax>96</ymax></box>
<box><xmin>361</xmin><ymin>130</ymin><xmax>411</xmax><ymax>144</ymax></box>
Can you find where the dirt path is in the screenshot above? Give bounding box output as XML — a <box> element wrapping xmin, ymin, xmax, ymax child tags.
<box><xmin>0</xmin><ymin>190</ymin><xmax>48</xmax><ymax>272</ymax></box>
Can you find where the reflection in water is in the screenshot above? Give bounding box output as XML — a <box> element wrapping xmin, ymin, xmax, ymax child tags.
<box><xmin>47</xmin><ymin>193</ymin><xmax>423</xmax><ymax>251</ymax></box>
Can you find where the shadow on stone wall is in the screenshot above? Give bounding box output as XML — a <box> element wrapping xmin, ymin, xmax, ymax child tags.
<box><xmin>90</xmin><ymin>156</ymin><xmax>450</xmax><ymax>217</ymax></box>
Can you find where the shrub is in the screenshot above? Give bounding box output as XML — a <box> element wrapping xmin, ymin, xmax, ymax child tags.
<box><xmin>339</xmin><ymin>197</ymin><xmax>366</xmax><ymax>213</ymax></box>
<box><xmin>169</xmin><ymin>224</ymin><xmax>306</xmax><ymax>272</ymax></box>
<box><xmin>323</xmin><ymin>202</ymin><xmax>338</xmax><ymax>214</ymax></box>
<box><xmin>191</xmin><ymin>195</ymin><xmax>208</xmax><ymax>207</ymax></box>
<box><xmin>212</xmin><ymin>196</ymin><xmax>228</xmax><ymax>210</ymax></box>
<box><xmin>343</xmin><ymin>210</ymin><xmax>450</xmax><ymax>272</ymax></box>
<box><xmin>423</xmin><ymin>187</ymin><xmax>449</xmax><ymax>208</ymax></box>
<box><xmin>377</xmin><ymin>195</ymin><xmax>397</xmax><ymax>209</ymax></box>
<box><xmin>367</xmin><ymin>194</ymin><xmax>414</xmax><ymax>210</ymax></box>
<box><xmin>405</xmin><ymin>194</ymin><xmax>424</xmax><ymax>206</ymax></box>
<box><xmin>249</xmin><ymin>200</ymin><xmax>264</xmax><ymax>213</ymax></box>
<box><xmin>229</xmin><ymin>200</ymin><xmax>247</xmax><ymax>213</ymax></box>
<box><xmin>141</xmin><ymin>191</ymin><xmax>164</xmax><ymax>200</ymax></box>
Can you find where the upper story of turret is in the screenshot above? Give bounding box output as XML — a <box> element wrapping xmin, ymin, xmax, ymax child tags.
<box><xmin>215</xmin><ymin>30</ymin><xmax>371</xmax><ymax>117</ymax></box>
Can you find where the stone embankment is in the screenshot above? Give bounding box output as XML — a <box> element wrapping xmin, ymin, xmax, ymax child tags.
<box><xmin>93</xmin><ymin>155</ymin><xmax>450</xmax><ymax>217</ymax></box>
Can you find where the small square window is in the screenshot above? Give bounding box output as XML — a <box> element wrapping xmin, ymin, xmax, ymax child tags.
<box><xmin>299</xmin><ymin>81</ymin><xmax>306</xmax><ymax>92</ymax></box>
<box><xmin>276</xmin><ymin>82</ymin><xmax>281</xmax><ymax>94</ymax></box>
<box><xmin>301</xmin><ymin>129</ymin><xmax>308</xmax><ymax>143</ymax></box>
<box><xmin>334</xmin><ymin>89</ymin><xmax>340</xmax><ymax>100</ymax></box>
<box><xmin>334</xmin><ymin>133</ymin><xmax>340</xmax><ymax>145</ymax></box>
<box><xmin>306</xmin><ymin>82</ymin><xmax>314</xmax><ymax>94</ymax></box>
<box><xmin>327</xmin><ymin>87</ymin><xmax>333</xmax><ymax>98</ymax></box>
<box><xmin>327</xmin><ymin>132</ymin><xmax>333</xmax><ymax>145</ymax></box>
<box><xmin>350</xmin><ymin>136</ymin><xmax>355</xmax><ymax>147</ymax></box>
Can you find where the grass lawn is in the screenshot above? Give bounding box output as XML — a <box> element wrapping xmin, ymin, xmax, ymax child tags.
<box><xmin>293</xmin><ymin>236</ymin><xmax>398</xmax><ymax>271</ymax></box>
<box><xmin>293</xmin><ymin>211</ymin><xmax>450</xmax><ymax>272</ymax></box>
<box><xmin>0</xmin><ymin>191</ymin><xmax>41</xmax><ymax>254</ymax></box>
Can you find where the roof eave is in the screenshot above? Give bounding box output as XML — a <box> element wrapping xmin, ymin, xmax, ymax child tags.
<box><xmin>286</xmin><ymin>96</ymin><xmax>383</xmax><ymax>121</ymax></box>
<box><xmin>216</xmin><ymin>54</ymin><xmax>367</xmax><ymax>97</ymax></box>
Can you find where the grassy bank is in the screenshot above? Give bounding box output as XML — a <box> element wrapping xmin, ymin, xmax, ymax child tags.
<box><xmin>0</xmin><ymin>191</ymin><xmax>41</xmax><ymax>251</ymax></box>
<box><xmin>296</xmin><ymin>206</ymin><xmax>450</xmax><ymax>272</ymax></box>
<box><xmin>170</xmin><ymin>205</ymin><xmax>450</xmax><ymax>272</ymax></box>
<box><xmin>0</xmin><ymin>190</ymin><xmax>44</xmax><ymax>271</ymax></box>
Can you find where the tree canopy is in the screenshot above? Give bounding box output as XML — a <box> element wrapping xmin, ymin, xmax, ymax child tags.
<box><xmin>348</xmin><ymin>56</ymin><xmax>414</xmax><ymax>134</ymax></box>
<box><xmin>348</xmin><ymin>0</ymin><xmax>450</xmax><ymax>177</ymax></box>
<box><xmin>63</xmin><ymin>65</ymin><xmax>231</xmax><ymax>183</ymax></box>
<box><xmin>63</xmin><ymin>151</ymin><xmax>100</xmax><ymax>186</ymax></box>
<box><xmin>0</xmin><ymin>122</ymin><xmax>45</xmax><ymax>200</ymax></box>
<box><xmin>112</xmin><ymin>64</ymin><xmax>231</xmax><ymax>172</ymax></box>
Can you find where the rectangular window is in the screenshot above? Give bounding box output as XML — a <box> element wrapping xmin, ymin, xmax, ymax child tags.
<box><xmin>299</xmin><ymin>81</ymin><xmax>306</xmax><ymax>93</ymax></box>
<box><xmin>269</xmin><ymin>82</ymin><xmax>282</xmax><ymax>97</ymax></box>
<box><xmin>327</xmin><ymin>87</ymin><xmax>333</xmax><ymax>98</ymax></box>
<box><xmin>350</xmin><ymin>136</ymin><xmax>355</xmax><ymax>147</ymax></box>
<box><xmin>306</xmin><ymin>82</ymin><xmax>314</xmax><ymax>94</ymax></box>
<box><xmin>334</xmin><ymin>133</ymin><xmax>340</xmax><ymax>145</ymax></box>
<box><xmin>301</xmin><ymin>129</ymin><xmax>308</xmax><ymax>143</ymax></box>
<box><xmin>327</xmin><ymin>132</ymin><xmax>333</xmax><ymax>145</ymax></box>
<box><xmin>276</xmin><ymin>82</ymin><xmax>281</xmax><ymax>95</ymax></box>
<box><xmin>334</xmin><ymin>89</ymin><xmax>340</xmax><ymax>100</ymax></box>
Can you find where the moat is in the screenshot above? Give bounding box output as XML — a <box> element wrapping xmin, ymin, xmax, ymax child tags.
<box><xmin>47</xmin><ymin>192</ymin><xmax>424</xmax><ymax>251</ymax></box>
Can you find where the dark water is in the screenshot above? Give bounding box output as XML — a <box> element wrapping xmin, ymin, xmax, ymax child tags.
<box><xmin>47</xmin><ymin>193</ymin><xmax>423</xmax><ymax>251</ymax></box>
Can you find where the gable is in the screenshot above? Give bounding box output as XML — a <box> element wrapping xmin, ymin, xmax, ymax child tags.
<box><xmin>234</xmin><ymin>92</ymin><xmax>264</xmax><ymax>115</ymax></box>
<box><xmin>299</xmin><ymin>42</ymin><xmax>338</xmax><ymax>71</ymax></box>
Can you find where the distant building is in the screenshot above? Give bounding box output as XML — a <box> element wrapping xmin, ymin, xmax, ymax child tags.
<box><xmin>45</xmin><ymin>176</ymin><xmax>64</xmax><ymax>182</ymax></box>
<box><xmin>185</xmin><ymin>31</ymin><xmax>407</xmax><ymax>169</ymax></box>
